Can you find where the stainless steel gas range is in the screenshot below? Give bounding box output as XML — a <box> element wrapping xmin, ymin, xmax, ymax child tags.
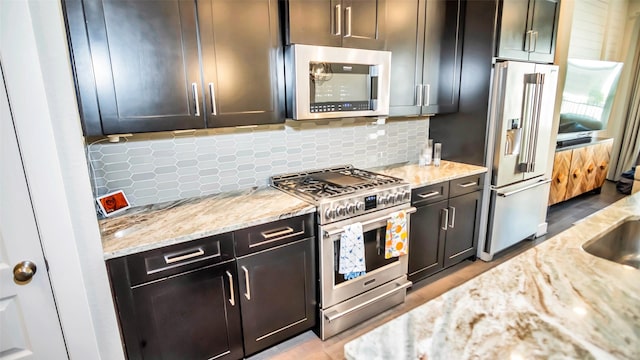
<box><xmin>271</xmin><ymin>165</ymin><xmax>415</xmax><ymax>339</ymax></box>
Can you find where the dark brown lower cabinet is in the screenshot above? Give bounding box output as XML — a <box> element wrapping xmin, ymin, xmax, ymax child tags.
<box><xmin>108</xmin><ymin>257</ymin><xmax>243</xmax><ymax>360</ymax></box>
<box><xmin>107</xmin><ymin>214</ymin><xmax>316</xmax><ymax>359</ymax></box>
<box><xmin>408</xmin><ymin>199</ymin><xmax>447</xmax><ymax>280</ymax></box>
<box><xmin>408</xmin><ymin>175</ymin><xmax>483</xmax><ymax>283</ymax></box>
<box><xmin>237</xmin><ymin>238</ymin><xmax>316</xmax><ymax>356</ymax></box>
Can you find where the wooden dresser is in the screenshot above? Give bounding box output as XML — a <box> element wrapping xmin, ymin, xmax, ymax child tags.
<box><xmin>548</xmin><ymin>138</ymin><xmax>614</xmax><ymax>206</ymax></box>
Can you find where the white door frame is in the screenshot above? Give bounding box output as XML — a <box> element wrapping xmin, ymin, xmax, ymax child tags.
<box><xmin>0</xmin><ymin>1</ymin><xmax>124</xmax><ymax>359</ymax></box>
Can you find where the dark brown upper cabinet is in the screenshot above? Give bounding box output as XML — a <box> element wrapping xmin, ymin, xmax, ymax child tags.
<box><xmin>64</xmin><ymin>0</ymin><xmax>284</xmax><ymax>136</ymax></box>
<box><xmin>285</xmin><ymin>0</ymin><xmax>387</xmax><ymax>50</ymax></box>
<box><xmin>496</xmin><ymin>0</ymin><xmax>560</xmax><ymax>63</ymax></box>
<box><xmin>386</xmin><ymin>0</ymin><xmax>464</xmax><ymax>117</ymax></box>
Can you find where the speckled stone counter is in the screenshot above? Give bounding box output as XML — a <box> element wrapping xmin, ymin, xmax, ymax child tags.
<box><xmin>373</xmin><ymin>160</ymin><xmax>487</xmax><ymax>188</ymax></box>
<box><xmin>99</xmin><ymin>187</ymin><xmax>315</xmax><ymax>259</ymax></box>
<box><xmin>344</xmin><ymin>192</ymin><xmax>640</xmax><ymax>359</ymax></box>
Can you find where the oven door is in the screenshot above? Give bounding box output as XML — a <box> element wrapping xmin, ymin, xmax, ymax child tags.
<box><xmin>319</xmin><ymin>205</ymin><xmax>416</xmax><ymax>309</ymax></box>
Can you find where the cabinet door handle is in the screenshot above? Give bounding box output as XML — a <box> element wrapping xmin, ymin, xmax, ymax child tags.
<box><xmin>448</xmin><ymin>206</ymin><xmax>456</xmax><ymax>228</ymax></box>
<box><xmin>334</xmin><ymin>4</ymin><xmax>341</xmax><ymax>35</ymax></box>
<box><xmin>208</xmin><ymin>82</ymin><xmax>217</xmax><ymax>116</ymax></box>
<box><xmin>345</xmin><ymin>6</ymin><xmax>352</xmax><ymax>37</ymax></box>
<box><xmin>423</xmin><ymin>84</ymin><xmax>430</xmax><ymax>106</ymax></box>
<box><xmin>416</xmin><ymin>84</ymin><xmax>423</xmax><ymax>106</ymax></box>
<box><xmin>242</xmin><ymin>266</ymin><xmax>251</xmax><ymax>300</ymax></box>
<box><xmin>226</xmin><ymin>271</ymin><xmax>235</xmax><ymax>306</ymax></box>
<box><xmin>531</xmin><ymin>31</ymin><xmax>538</xmax><ymax>52</ymax></box>
<box><xmin>417</xmin><ymin>190</ymin><xmax>440</xmax><ymax>199</ymax></box>
<box><xmin>526</xmin><ymin>30</ymin><xmax>533</xmax><ymax>52</ymax></box>
<box><xmin>192</xmin><ymin>83</ymin><xmax>200</xmax><ymax>116</ymax></box>
<box><xmin>441</xmin><ymin>208</ymin><xmax>449</xmax><ymax>231</ymax></box>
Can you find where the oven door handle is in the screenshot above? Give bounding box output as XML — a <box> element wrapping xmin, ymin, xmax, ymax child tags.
<box><xmin>324</xmin><ymin>279</ymin><xmax>412</xmax><ymax>322</ymax></box>
<box><xmin>323</xmin><ymin>207</ymin><xmax>417</xmax><ymax>237</ymax></box>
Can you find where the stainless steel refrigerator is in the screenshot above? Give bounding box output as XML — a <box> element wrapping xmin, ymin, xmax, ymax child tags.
<box><xmin>479</xmin><ymin>61</ymin><xmax>559</xmax><ymax>261</ymax></box>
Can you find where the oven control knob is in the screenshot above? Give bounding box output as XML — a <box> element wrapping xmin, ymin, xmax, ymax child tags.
<box><xmin>335</xmin><ymin>205</ymin><xmax>346</xmax><ymax>216</ymax></box>
<box><xmin>403</xmin><ymin>190</ymin><xmax>411</xmax><ymax>200</ymax></box>
<box><xmin>355</xmin><ymin>201</ymin><xmax>364</xmax><ymax>211</ymax></box>
<box><xmin>379</xmin><ymin>195</ymin><xmax>388</xmax><ymax>205</ymax></box>
<box><xmin>325</xmin><ymin>208</ymin><xmax>336</xmax><ymax>220</ymax></box>
<box><xmin>346</xmin><ymin>203</ymin><xmax>356</xmax><ymax>214</ymax></box>
<box><xmin>395</xmin><ymin>192</ymin><xmax>404</xmax><ymax>203</ymax></box>
<box><xmin>387</xmin><ymin>193</ymin><xmax>396</xmax><ymax>204</ymax></box>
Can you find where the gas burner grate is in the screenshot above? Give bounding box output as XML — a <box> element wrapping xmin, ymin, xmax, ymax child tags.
<box><xmin>270</xmin><ymin>165</ymin><xmax>404</xmax><ymax>202</ymax></box>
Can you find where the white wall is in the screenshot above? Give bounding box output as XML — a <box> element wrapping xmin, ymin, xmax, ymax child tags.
<box><xmin>1</xmin><ymin>1</ymin><xmax>124</xmax><ymax>359</ymax></box>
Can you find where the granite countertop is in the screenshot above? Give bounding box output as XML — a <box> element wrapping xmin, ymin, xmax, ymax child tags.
<box><xmin>373</xmin><ymin>160</ymin><xmax>487</xmax><ymax>188</ymax></box>
<box><xmin>344</xmin><ymin>192</ymin><xmax>640</xmax><ymax>359</ymax></box>
<box><xmin>99</xmin><ymin>187</ymin><xmax>315</xmax><ymax>259</ymax></box>
<box><xmin>98</xmin><ymin>161</ymin><xmax>487</xmax><ymax>259</ymax></box>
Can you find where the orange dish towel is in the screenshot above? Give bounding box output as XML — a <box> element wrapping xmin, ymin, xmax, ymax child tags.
<box><xmin>385</xmin><ymin>210</ymin><xmax>408</xmax><ymax>259</ymax></box>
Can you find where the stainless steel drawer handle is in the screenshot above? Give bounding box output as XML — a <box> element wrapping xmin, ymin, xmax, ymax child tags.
<box><xmin>261</xmin><ymin>227</ymin><xmax>294</xmax><ymax>240</ymax></box>
<box><xmin>192</xmin><ymin>83</ymin><xmax>200</xmax><ymax>116</ymax></box>
<box><xmin>418</xmin><ymin>191</ymin><xmax>440</xmax><ymax>199</ymax></box>
<box><xmin>164</xmin><ymin>248</ymin><xmax>204</xmax><ymax>264</ymax></box>
<box><xmin>497</xmin><ymin>179</ymin><xmax>551</xmax><ymax>197</ymax></box>
<box><xmin>226</xmin><ymin>271</ymin><xmax>235</xmax><ymax>306</ymax></box>
<box><xmin>324</xmin><ymin>280</ymin><xmax>412</xmax><ymax>322</ymax></box>
<box><xmin>242</xmin><ymin>266</ymin><xmax>251</xmax><ymax>300</ymax></box>
<box><xmin>458</xmin><ymin>181</ymin><xmax>477</xmax><ymax>188</ymax></box>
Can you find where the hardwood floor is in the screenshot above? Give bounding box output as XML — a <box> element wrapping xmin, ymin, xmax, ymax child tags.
<box><xmin>248</xmin><ymin>180</ymin><xmax>626</xmax><ymax>360</ymax></box>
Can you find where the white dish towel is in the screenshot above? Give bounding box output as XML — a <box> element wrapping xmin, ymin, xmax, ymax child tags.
<box><xmin>338</xmin><ymin>222</ymin><xmax>366</xmax><ymax>280</ymax></box>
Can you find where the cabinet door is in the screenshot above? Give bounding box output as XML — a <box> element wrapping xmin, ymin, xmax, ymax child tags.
<box><xmin>443</xmin><ymin>191</ymin><xmax>481</xmax><ymax>268</ymax></box>
<box><xmin>386</xmin><ymin>0</ymin><xmax>424</xmax><ymax>116</ymax></box>
<box><xmin>422</xmin><ymin>0</ymin><xmax>463</xmax><ymax>114</ymax></box>
<box><xmin>581</xmin><ymin>145</ymin><xmax>598</xmax><ymax>193</ymax></box>
<box><xmin>496</xmin><ymin>0</ymin><xmax>531</xmax><ymax>61</ymax></box>
<box><xmin>594</xmin><ymin>141</ymin><xmax>613</xmax><ymax>188</ymax></box>
<box><xmin>527</xmin><ymin>0</ymin><xmax>559</xmax><ymax>63</ymax></box>
<box><xmin>286</xmin><ymin>0</ymin><xmax>342</xmax><ymax>47</ymax></box>
<box><xmin>408</xmin><ymin>199</ymin><xmax>447</xmax><ymax>282</ymax></box>
<box><xmin>549</xmin><ymin>149</ymin><xmax>571</xmax><ymax>205</ymax></box>
<box><xmin>236</xmin><ymin>238</ymin><xmax>316</xmax><ymax>356</ymax></box>
<box><xmin>198</xmin><ymin>0</ymin><xmax>284</xmax><ymax>128</ymax></box>
<box><xmin>112</xmin><ymin>260</ymin><xmax>243</xmax><ymax>360</ymax></box>
<box><xmin>80</xmin><ymin>0</ymin><xmax>205</xmax><ymax>134</ymax></box>
<box><xmin>565</xmin><ymin>146</ymin><xmax>587</xmax><ymax>200</ymax></box>
<box><xmin>341</xmin><ymin>0</ymin><xmax>387</xmax><ymax>50</ymax></box>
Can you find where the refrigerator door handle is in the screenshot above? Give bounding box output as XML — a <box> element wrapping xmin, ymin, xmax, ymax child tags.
<box><xmin>519</xmin><ymin>74</ymin><xmax>541</xmax><ymax>173</ymax></box>
<box><xmin>528</xmin><ymin>74</ymin><xmax>545</xmax><ymax>172</ymax></box>
<box><xmin>496</xmin><ymin>179</ymin><xmax>551</xmax><ymax>197</ymax></box>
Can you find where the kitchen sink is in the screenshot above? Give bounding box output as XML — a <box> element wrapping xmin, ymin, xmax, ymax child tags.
<box><xmin>582</xmin><ymin>219</ymin><xmax>640</xmax><ymax>269</ymax></box>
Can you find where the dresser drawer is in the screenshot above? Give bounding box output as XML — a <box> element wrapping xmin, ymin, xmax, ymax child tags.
<box><xmin>449</xmin><ymin>174</ymin><xmax>484</xmax><ymax>197</ymax></box>
<box><xmin>122</xmin><ymin>232</ymin><xmax>235</xmax><ymax>286</ymax></box>
<box><xmin>234</xmin><ymin>214</ymin><xmax>314</xmax><ymax>257</ymax></box>
<box><xmin>411</xmin><ymin>182</ymin><xmax>449</xmax><ymax>207</ymax></box>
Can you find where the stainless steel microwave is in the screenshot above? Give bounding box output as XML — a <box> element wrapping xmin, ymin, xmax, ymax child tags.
<box><xmin>285</xmin><ymin>45</ymin><xmax>391</xmax><ymax>120</ymax></box>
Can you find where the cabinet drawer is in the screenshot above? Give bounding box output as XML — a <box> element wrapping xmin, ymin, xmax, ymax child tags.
<box><xmin>411</xmin><ymin>182</ymin><xmax>449</xmax><ymax>207</ymax></box>
<box><xmin>123</xmin><ymin>232</ymin><xmax>234</xmax><ymax>286</ymax></box>
<box><xmin>449</xmin><ymin>174</ymin><xmax>484</xmax><ymax>197</ymax></box>
<box><xmin>235</xmin><ymin>214</ymin><xmax>314</xmax><ymax>257</ymax></box>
